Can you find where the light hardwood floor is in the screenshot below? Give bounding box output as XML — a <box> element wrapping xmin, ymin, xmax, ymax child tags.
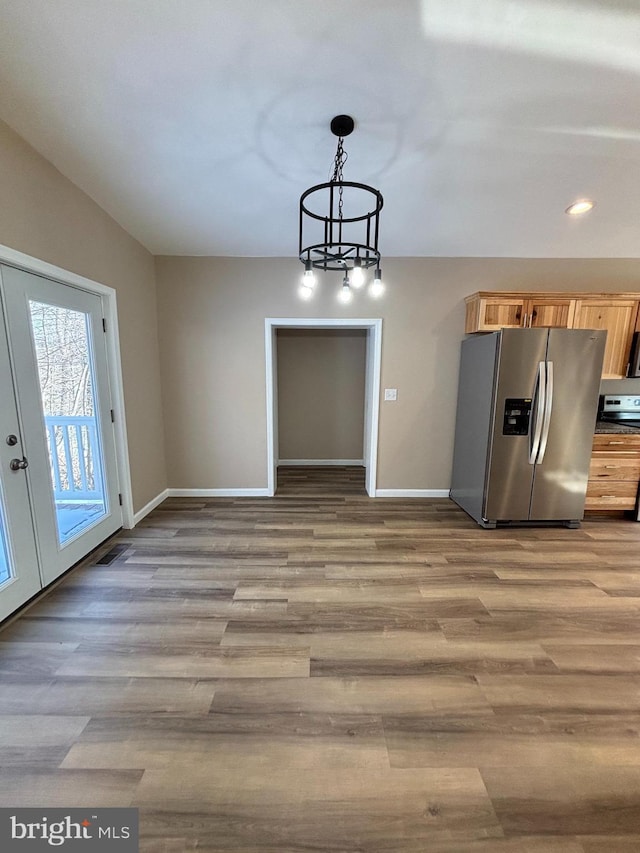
<box><xmin>2</xmin><ymin>466</ymin><xmax>640</xmax><ymax>851</ymax></box>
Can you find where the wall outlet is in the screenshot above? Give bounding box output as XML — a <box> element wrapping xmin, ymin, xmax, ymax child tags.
<box><xmin>384</xmin><ymin>388</ymin><xmax>397</xmax><ymax>401</ymax></box>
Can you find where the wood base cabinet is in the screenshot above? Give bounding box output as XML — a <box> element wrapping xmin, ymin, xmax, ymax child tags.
<box><xmin>585</xmin><ymin>434</ymin><xmax>640</xmax><ymax>511</ymax></box>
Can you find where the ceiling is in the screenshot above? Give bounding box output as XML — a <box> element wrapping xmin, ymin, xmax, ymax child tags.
<box><xmin>1</xmin><ymin>0</ymin><xmax>640</xmax><ymax>258</ymax></box>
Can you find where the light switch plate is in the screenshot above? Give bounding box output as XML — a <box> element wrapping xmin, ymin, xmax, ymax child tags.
<box><xmin>384</xmin><ymin>388</ymin><xmax>397</xmax><ymax>401</ymax></box>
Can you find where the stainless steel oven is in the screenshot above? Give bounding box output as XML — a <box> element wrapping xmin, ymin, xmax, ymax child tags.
<box><xmin>599</xmin><ymin>394</ymin><xmax>640</xmax><ymax>429</ymax></box>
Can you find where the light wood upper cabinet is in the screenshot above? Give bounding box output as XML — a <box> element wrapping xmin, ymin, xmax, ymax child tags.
<box><xmin>465</xmin><ymin>296</ymin><xmax>525</xmax><ymax>331</ymax></box>
<box><xmin>464</xmin><ymin>291</ymin><xmax>640</xmax><ymax>379</ymax></box>
<box><xmin>465</xmin><ymin>293</ymin><xmax>575</xmax><ymax>333</ymax></box>
<box><xmin>527</xmin><ymin>298</ymin><xmax>575</xmax><ymax>329</ymax></box>
<box><xmin>572</xmin><ymin>299</ymin><xmax>638</xmax><ymax>379</ymax></box>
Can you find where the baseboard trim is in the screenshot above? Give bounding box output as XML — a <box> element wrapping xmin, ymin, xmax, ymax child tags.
<box><xmin>168</xmin><ymin>488</ymin><xmax>271</xmax><ymax>498</ymax></box>
<box><xmin>133</xmin><ymin>488</ymin><xmax>170</xmax><ymax>525</ymax></box>
<box><xmin>278</xmin><ymin>459</ymin><xmax>364</xmax><ymax>466</ymax></box>
<box><xmin>375</xmin><ymin>489</ymin><xmax>451</xmax><ymax>498</ymax></box>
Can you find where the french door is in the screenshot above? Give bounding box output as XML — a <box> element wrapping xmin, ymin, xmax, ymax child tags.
<box><xmin>0</xmin><ymin>306</ymin><xmax>41</xmax><ymax>622</ymax></box>
<box><xmin>0</xmin><ymin>265</ymin><xmax>121</xmax><ymax>611</ymax></box>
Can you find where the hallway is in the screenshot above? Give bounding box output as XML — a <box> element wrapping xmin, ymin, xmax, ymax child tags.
<box><xmin>276</xmin><ymin>464</ymin><xmax>366</xmax><ymax>497</ymax></box>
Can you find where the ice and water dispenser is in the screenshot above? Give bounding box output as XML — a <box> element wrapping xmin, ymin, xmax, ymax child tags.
<box><xmin>502</xmin><ymin>398</ymin><xmax>532</xmax><ymax>435</ymax></box>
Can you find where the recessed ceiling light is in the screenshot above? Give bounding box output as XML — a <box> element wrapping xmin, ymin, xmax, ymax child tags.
<box><xmin>565</xmin><ymin>199</ymin><xmax>595</xmax><ymax>216</ymax></box>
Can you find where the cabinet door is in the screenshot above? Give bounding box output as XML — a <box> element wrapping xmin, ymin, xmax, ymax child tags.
<box><xmin>593</xmin><ymin>433</ymin><xmax>640</xmax><ymax>451</ymax></box>
<box><xmin>527</xmin><ymin>298</ymin><xmax>575</xmax><ymax>328</ymax></box>
<box><xmin>585</xmin><ymin>478</ymin><xmax>638</xmax><ymax>509</ymax></box>
<box><xmin>476</xmin><ymin>297</ymin><xmax>525</xmax><ymax>331</ymax></box>
<box><xmin>589</xmin><ymin>453</ymin><xmax>640</xmax><ymax>481</ymax></box>
<box><xmin>573</xmin><ymin>299</ymin><xmax>638</xmax><ymax>378</ymax></box>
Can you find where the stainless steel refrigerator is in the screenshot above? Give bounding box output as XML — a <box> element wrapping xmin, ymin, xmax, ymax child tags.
<box><xmin>450</xmin><ymin>328</ymin><xmax>606</xmax><ymax>528</ymax></box>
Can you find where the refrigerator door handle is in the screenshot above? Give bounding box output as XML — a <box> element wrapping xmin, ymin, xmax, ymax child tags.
<box><xmin>536</xmin><ymin>360</ymin><xmax>554</xmax><ymax>464</ymax></box>
<box><xmin>529</xmin><ymin>361</ymin><xmax>546</xmax><ymax>464</ymax></box>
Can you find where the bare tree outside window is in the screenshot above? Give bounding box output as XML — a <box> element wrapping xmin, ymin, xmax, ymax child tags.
<box><xmin>30</xmin><ymin>301</ymin><xmax>101</xmax><ymax>495</ymax></box>
<box><xmin>30</xmin><ymin>302</ymin><xmax>95</xmax><ymax>417</ymax></box>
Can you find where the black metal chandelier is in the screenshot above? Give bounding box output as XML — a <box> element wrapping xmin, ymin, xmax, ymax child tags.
<box><xmin>298</xmin><ymin>115</ymin><xmax>384</xmax><ymax>303</ymax></box>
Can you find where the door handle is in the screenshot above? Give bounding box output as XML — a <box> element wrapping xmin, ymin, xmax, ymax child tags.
<box><xmin>536</xmin><ymin>360</ymin><xmax>553</xmax><ymax>464</ymax></box>
<box><xmin>529</xmin><ymin>361</ymin><xmax>546</xmax><ymax>464</ymax></box>
<box><xmin>9</xmin><ymin>457</ymin><xmax>29</xmax><ymax>471</ymax></box>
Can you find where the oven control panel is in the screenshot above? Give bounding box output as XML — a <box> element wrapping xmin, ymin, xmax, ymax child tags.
<box><xmin>602</xmin><ymin>395</ymin><xmax>640</xmax><ymax>414</ymax></box>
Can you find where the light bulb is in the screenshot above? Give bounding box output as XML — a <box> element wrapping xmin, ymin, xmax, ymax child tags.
<box><xmin>369</xmin><ymin>268</ymin><xmax>384</xmax><ymax>298</ymax></box>
<box><xmin>301</xmin><ymin>262</ymin><xmax>316</xmax><ymax>289</ymax></box>
<box><xmin>338</xmin><ymin>275</ymin><xmax>353</xmax><ymax>303</ymax></box>
<box><xmin>299</xmin><ymin>283</ymin><xmax>314</xmax><ymax>300</ymax></box>
<box><xmin>351</xmin><ymin>261</ymin><xmax>365</xmax><ymax>288</ymax></box>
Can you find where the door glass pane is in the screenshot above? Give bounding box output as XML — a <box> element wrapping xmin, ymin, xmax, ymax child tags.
<box><xmin>29</xmin><ymin>301</ymin><xmax>107</xmax><ymax>545</ymax></box>
<box><xmin>0</xmin><ymin>492</ymin><xmax>12</xmax><ymax>585</ymax></box>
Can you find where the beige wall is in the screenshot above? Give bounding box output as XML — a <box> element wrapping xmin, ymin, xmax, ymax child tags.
<box><xmin>5</xmin><ymin>111</ymin><xmax>639</xmax><ymax>501</ymax></box>
<box><xmin>154</xmin><ymin>255</ymin><xmax>640</xmax><ymax>492</ymax></box>
<box><xmin>0</xmin><ymin>120</ymin><xmax>167</xmax><ymax>511</ymax></box>
<box><xmin>276</xmin><ymin>329</ymin><xmax>366</xmax><ymax>462</ymax></box>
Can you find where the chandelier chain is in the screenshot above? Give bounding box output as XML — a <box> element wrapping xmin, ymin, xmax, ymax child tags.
<box><xmin>330</xmin><ymin>137</ymin><xmax>349</xmax><ymax>222</ymax></box>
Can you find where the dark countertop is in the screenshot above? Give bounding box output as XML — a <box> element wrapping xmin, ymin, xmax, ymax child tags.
<box><xmin>595</xmin><ymin>419</ymin><xmax>640</xmax><ymax>435</ymax></box>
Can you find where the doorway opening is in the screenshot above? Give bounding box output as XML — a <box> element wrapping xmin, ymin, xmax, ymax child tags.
<box><xmin>265</xmin><ymin>318</ymin><xmax>382</xmax><ymax>498</ymax></box>
<box><xmin>276</xmin><ymin>464</ymin><xmax>367</xmax><ymax>497</ymax></box>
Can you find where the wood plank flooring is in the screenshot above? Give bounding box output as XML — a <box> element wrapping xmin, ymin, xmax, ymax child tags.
<box><xmin>2</xmin><ymin>466</ymin><xmax>640</xmax><ymax>851</ymax></box>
